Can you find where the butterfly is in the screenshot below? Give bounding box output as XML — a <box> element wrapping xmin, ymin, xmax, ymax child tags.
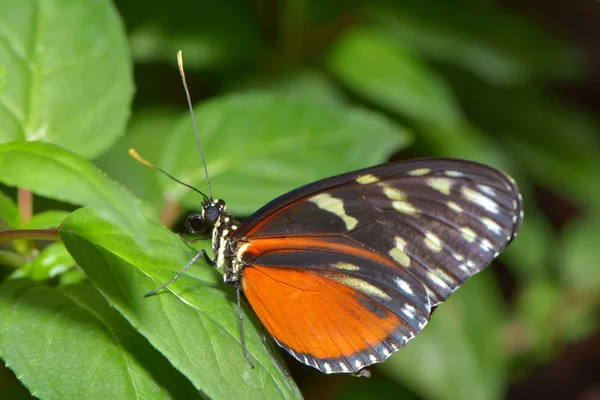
<box><xmin>149</xmin><ymin>157</ymin><xmax>523</xmax><ymax>376</ymax></box>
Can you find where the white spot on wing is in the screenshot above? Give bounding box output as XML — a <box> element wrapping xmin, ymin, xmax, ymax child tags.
<box><xmin>369</xmin><ymin>354</ymin><xmax>377</xmax><ymax>363</ymax></box>
<box><xmin>324</xmin><ymin>362</ymin><xmax>332</xmax><ymax>373</ymax></box>
<box><xmin>444</xmin><ymin>170</ymin><xmax>465</xmax><ymax>177</ymax></box>
<box><xmin>461</xmin><ymin>186</ymin><xmax>499</xmax><ymax>214</ymax></box>
<box><xmin>354</xmin><ymin>360</ymin><xmax>363</xmax><ymax>369</ymax></box>
<box><xmin>394</xmin><ymin>277</ymin><xmax>414</xmax><ymax>295</ymax></box>
<box><xmin>339</xmin><ymin>362</ymin><xmax>349</xmax><ymax>372</ymax></box>
<box><xmin>478</xmin><ymin>185</ymin><xmax>495</xmax><ymax>196</ymax></box>
<box><xmin>482</xmin><ymin>217</ymin><xmax>502</xmax><ymax>234</ymax></box>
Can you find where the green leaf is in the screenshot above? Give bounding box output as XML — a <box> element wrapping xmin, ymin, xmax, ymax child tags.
<box><xmin>0</xmin><ymin>190</ymin><xmax>19</xmax><ymax>228</ymax></box>
<box><xmin>95</xmin><ymin>108</ymin><xmax>181</xmax><ymax>220</ymax></box>
<box><xmin>0</xmin><ymin>280</ymin><xmax>200</xmax><ymax>399</ymax></box>
<box><xmin>163</xmin><ymin>91</ymin><xmax>412</xmax><ymax>215</ymax></box>
<box><xmin>0</xmin><ymin>65</ymin><xmax>6</xmax><ymax>96</ymax></box>
<box><xmin>59</xmin><ymin>207</ymin><xmax>301</xmax><ymax>400</ymax></box>
<box><xmin>0</xmin><ymin>141</ymin><xmax>147</xmax><ymax>244</ymax></box>
<box><xmin>366</xmin><ymin>0</ymin><xmax>582</xmax><ymax>85</ymax></box>
<box><xmin>559</xmin><ymin>216</ymin><xmax>600</xmax><ymax>290</ymax></box>
<box><xmin>12</xmin><ymin>242</ymin><xmax>74</xmax><ymax>281</ymax></box>
<box><xmin>381</xmin><ymin>273</ymin><xmax>507</xmax><ymax>400</ymax></box>
<box><xmin>0</xmin><ymin>0</ymin><xmax>133</xmax><ymax>159</ymax></box>
<box><xmin>326</xmin><ymin>26</ymin><xmax>463</xmax><ymax>129</ymax></box>
<box><xmin>22</xmin><ymin>210</ymin><xmax>70</xmax><ymax>229</ymax></box>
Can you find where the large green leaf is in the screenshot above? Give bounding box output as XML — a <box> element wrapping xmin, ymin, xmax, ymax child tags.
<box><xmin>161</xmin><ymin>91</ymin><xmax>411</xmax><ymax>215</ymax></box>
<box><xmin>0</xmin><ymin>65</ymin><xmax>6</xmax><ymax>96</ymax></box>
<box><xmin>0</xmin><ymin>141</ymin><xmax>147</xmax><ymax>244</ymax></box>
<box><xmin>59</xmin><ymin>207</ymin><xmax>301</xmax><ymax>400</ymax></box>
<box><xmin>381</xmin><ymin>273</ymin><xmax>507</xmax><ymax>400</ymax></box>
<box><xmin>0</xmin><ymin>0</ymin><xmax>133</xmax><ymax>159</ymax></box>
<box><xmin>327</xmin><ymin>26</ymin><xmax>463</xmax><ymax>130</ymax></box>
<box><xmin>0</xmin><ymin>280</ymin><xmax>200</xmax><ymax>399</ymax></box>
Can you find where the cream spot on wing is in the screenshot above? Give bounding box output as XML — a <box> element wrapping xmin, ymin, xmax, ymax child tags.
<box><xmin>356</xmin><ymin>174</ymin><xmax>379</xmax><ymax>184</ymax></box>
<box><xmin>461</xmin><ymin>186</ymin><xmax>499</xmax><ymax>214</ymax></box>
<box><xmin>424</xmin><ymin>232</ymin><xmax>443</xmax><ymax>252</ymax></box>
<box><xmin>380</xmin><ymin>185</ymin><xmax>406</xmax><ymax>201</ymax></box>
<box><xmin>309</xmin><ymin>193</ymin><xmax>358</xmax><ymax>230</ymax></box>
<box><xmin>332</xmin><ymin>262</ymin><xmax>360</xmax><ymax>271</ymax></box>
<box><xmin>392</xmin><ymin>200</ymin><xmax>418</xmax><ymax>215</ymax></box>
<box><xmin>390</xmin><ymin>237</ymin><xmax>410</xmax><ymax>267</ymax></box>
<box><xmin>461</xmin><ymin>227</ymin><xmax>477</xmax><ymax>242</ymax></box>
<box><xmin>328</xmin><ymin>275</ymin><xmax>391</xmax><ymax>300</ymax></box>
<box><xmin>447</xmin><ymin>201</ymin><xmax>463</xmax><ymax>213</ymax></box>
<box><xmin>407</xmin><ymin>168</ymin><xmax>430</xmax><ymax>176</ymax></box>
<box><xmin>427</xmin><ymin>177</ymin><xmax>453</xmax><ymax>195</ymax></box>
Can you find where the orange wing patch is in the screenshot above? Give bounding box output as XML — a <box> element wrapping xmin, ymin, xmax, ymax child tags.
<box><xmin>242</xmin><ymin>265</ymin><xmax>405</xmax><ymax>373</ymax></box>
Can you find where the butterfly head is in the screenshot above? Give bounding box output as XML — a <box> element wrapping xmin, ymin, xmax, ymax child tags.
<box><xmin>185</xmin><ymin>199</ymin><xmax>228</xmax><ymax>235</ymax></box>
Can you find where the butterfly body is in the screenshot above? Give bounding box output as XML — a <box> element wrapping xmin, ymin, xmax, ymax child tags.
<box><xmin>194</xmin><ymin>158</ymin><xmax>523</xmax><ymax>375</ymax></box>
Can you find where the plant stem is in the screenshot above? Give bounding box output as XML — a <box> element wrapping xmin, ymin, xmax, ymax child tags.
<box><xmin>0</xmin><ymin>228</ymin><xmax>60</xmax><ymax>242</ymax></box>
<box><xmin>17</xmin><ymin>188</ymin><xmax>33</xmax><ymax>225</ymax></box>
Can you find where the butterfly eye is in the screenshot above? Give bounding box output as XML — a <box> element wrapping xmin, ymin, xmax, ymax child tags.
<box><xmin>203</xmin><ymin>205</ymin><xmax>221</xmax><ymax>225</ymax></box>
<box><xmin>185</xmin><ymin>212</ymin><xmax>206</xmax><ymax>235</ymax></box>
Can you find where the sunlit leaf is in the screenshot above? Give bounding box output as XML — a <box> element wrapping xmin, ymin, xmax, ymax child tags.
<box><xmin>0</xmin><ymin>280</ymin><xmax>200</xmax><ymax>399</ymax></box>
<box><xmin>0</xmin><ymin>0</ymin><xmax>133</xmax><ymax>158</ymax></box>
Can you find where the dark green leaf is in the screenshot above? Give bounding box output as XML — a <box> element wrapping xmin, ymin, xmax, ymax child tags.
<box><xmin>0</xmin><ymin>280</ymin><xmax>200</xmax><ymax>399</ymax></box>
<box><xmin>0</xmin><ymin>141</ymin><xmax>147</xmax><ymax>244</ymax></box>
<box><xmin>326</xmin><ymin>26</ymin><xmax>463</xmax><ymax>129</ymax></box>
<box><xmin>559</xmin><ymin>216</ymin><xmax>600</xmax><ymax>290</ymax></box>
<box><xmin>120</xmin><ymin>0</ymin><xmax>262</xmax><ymax>70</ymax></box>
<box><xmin>381</xmin><ymin>273</ymin><xmax>507</xmax><ymax>400</ymax></box>
<box><xmin>0</xmin><ymin>0</ymin><xmax>133</xmax><ymax>158</ymax></box>
<box><xmin>366</xmin><ymin>0</ymin><xmax>582</xmax><ymax>84</ymax></box>
<box><xmin>162</xmin><ymin>91</ymin><xmax>412</xmax><ymax>215</ymax></box>
<box><xmin>59</xmin><ymin>207</ymin><xmax>301</xmax><ymax>399</ymax></box>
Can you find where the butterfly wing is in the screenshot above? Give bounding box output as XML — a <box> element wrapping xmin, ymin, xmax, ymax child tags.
<box><xmin>233</xmin><ymin>158</ymin><xmax>523</xmax><ymax>373</ymax></box>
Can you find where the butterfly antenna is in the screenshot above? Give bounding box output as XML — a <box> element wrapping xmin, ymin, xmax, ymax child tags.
<box><xmin>128</xmin><ymin>148</ymin><xmax>209</xmax><ymax>203</ymax></box>
<box><xmin>177</xmin><ymin>51</ymin><xmax>213</xmax><ymax>201</ymax></box>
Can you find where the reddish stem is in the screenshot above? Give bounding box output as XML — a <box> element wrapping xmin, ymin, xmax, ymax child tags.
<box><xmin>17</xmin><ymin>188</ymin><xmax>33</xmax><ymax>225</ymax></box>
<box><xmin>0</xmin><ymin>228</ymin><xmax>60</xmax><ymax>242</ymax></box>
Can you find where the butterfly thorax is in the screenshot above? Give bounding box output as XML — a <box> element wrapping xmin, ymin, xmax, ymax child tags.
<box><xmin>204</xmin><ymin>199</ymin><xmax>244</xmax><ymax>285</ymax></box>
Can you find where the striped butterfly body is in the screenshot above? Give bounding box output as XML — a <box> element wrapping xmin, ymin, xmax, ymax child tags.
<box><xmin>195</xmin><ymin>158</ymin><xmax>523</xmax><ymax>376</ymax></box>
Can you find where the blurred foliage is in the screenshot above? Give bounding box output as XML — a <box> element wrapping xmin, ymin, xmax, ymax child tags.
<box><xmin>0</xmin><ymin>0</ymin><xmax>598</xmax><ymax>399</ymax></box>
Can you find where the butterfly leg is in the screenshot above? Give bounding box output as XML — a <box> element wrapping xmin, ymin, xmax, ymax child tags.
<box><xmin>236</xmin><ymin>284</ymin><xmax>255</xmax><ymax>369</ymax></box>
<box><xmin>260</xmin><ymin>325</ymin><xmax>290</xmax><ymax>377</ymax></box>
<box><xmin>144</xmin><ymin>250</ymin><xmax>211</xmax><ymax>297</ymax></box>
